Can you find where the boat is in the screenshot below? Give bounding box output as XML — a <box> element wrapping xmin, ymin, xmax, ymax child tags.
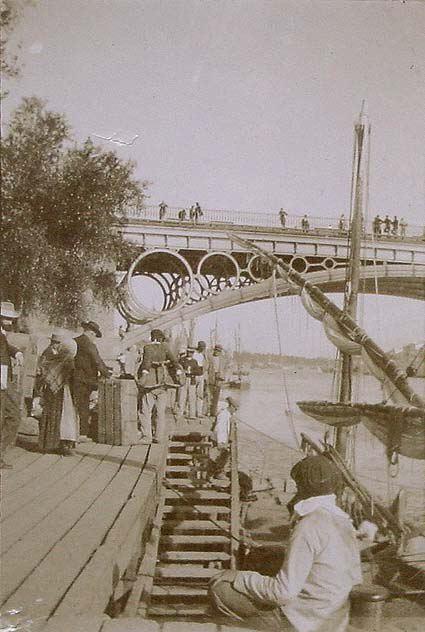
<box><xmin>225</xmin><ymin>325</ymin><xmax>250</xmax><ymax>391</ymax></box>
<box><xmin>229</xmin><ymin>107</ymin><xmax>425</xmax><ymax>597</ymax></box>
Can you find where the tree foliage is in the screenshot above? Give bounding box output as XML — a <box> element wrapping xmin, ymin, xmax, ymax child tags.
<box><xmin>1</xmin><ymin>97</ymin><xmax>146</xmax><ymax>325</ymax></box>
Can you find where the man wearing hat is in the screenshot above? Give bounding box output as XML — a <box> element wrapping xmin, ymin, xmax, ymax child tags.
<box><xmin>206</xmin><ymin>344</ymin><xmax>226</xmax><ymax>416</ymax></box>
<box><xmin>209</xmin><ymin>454</ymin><xmax>362</xmax><ymax>631</ymax></box>
<box><xmin>137</xmin><ymin>329</ymin><xmax>181</xmax><ymax>443</ymax></box>
<box><xmin>73</xmin><ymin>321</ymin><xmax>110</xmax><ymax>442</ymax></box>
<box><xmin>177</xmin><ymin>346</ymin><xmax>202</xmax><ymax>419</ymax></box>
<box><xmin>1</xmin><ymin>301</ymin><xmax>24</xmax><ymax>468</ymax></box>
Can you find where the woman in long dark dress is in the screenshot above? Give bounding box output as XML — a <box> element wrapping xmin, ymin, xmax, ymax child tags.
<box><xmin>38</xmin><ymin>336</ymin><xmax>79</xmax><ymax>455</ymax></box>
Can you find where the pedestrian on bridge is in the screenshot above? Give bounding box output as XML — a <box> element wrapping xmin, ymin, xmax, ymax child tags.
<box><xmin>178</xmin><ymin>208</ymin><xmax>186</xmax><ymax>222</ymax></box>
<box><xmin>279</xmin><ymin>209</ymin><xmax>288</xmax><ymax>228</ymax></box>
<box><xmin>301</xmin><ymin>214</ymin><xmax>310</xmax><ymax>232</ymax></box>
<box><xmin>399</xmin><ymin>217</ymin><xmax>407</xmax><ymax>238</ymax></box>
<box><xmin>392</xmin><ymin>215</ymin><xmax>399</xmax><ymax>236</ymax></box>
<box><xmin>383</xmin><ymin>214</ymin><xmax>391</xmax><ymax>235</ymax></box>
<box><xmin>372</xmin><ymin>214</ymin><xmax>382</xmax><ymax>237</ymax></box>
<box><xmin>338</xmin><ymin>214</ymin><xmax>347</xmax><ymax>231</ymax></box>
<box><xmin>192</xmin><ymin>202</ymin><xmax>203</xmax><ymax>224</ymax></box>
<box><xmin>137</xmin><ymin>329</ymin><xmax>181</xmax><ymax>443</ymax></box>
<box><xmin>159</xmin><ymin>201</ymin><xmax>168</xmax><ymax>220</ymax></box>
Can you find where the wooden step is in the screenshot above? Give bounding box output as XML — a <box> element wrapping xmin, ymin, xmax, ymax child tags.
<box><xmin>155</xmin><ymin>564</ymin><xmax>219</xmax><ymax>579</ymax></box>
<box><xmin>160</xmin><ymin>550</ymin><xmax>231</xmax><ymax>562</ymax></box>
<box><xmin>167</xmin><ymin>453</ymin><xmax>193</xmax><ymax>461</ymax></box>
<box><xmin>151</xmin><ymin>585</ymin><xmax>208</xmax><ymax>598</ymax></box>
<box><xmin>147</xmin><ymin>603</ymin><xmax>211</xmax><ymax>617</ymax></box>
<box><xmin>166</xmin><ymin>465</ymin><xmax>193</xmax><ymax>472</ymax></box>
<box><xmin>163</xmin><ymin>504</ymin><xmax>230</xmax><ymax>515</ymax></box>
<box><xmin>165</xmin><ymin>489</ymin><xmax>230</xmax><ymax>500</ymax></box>
<box><xmin>170</xmin><ymin>441</ymin><xmax>212</xmax><ymax>448</ymax></box>
<box><xmin>160</xmin><ymin>534</ymin><xmax>230</xmax><ymax>546</ymax></box>
<box><xmin>162</xmin><ymin>519</ymin><xmax>229</xmax><ymax>533</ymax></box>
<box><xmin>163</xmin><ymin>478</ymin><xmax>200</xmax><ymax>488</ymax></box>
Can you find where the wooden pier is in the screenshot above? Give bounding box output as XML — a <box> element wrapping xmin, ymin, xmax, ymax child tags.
<box><xmin>1</xmin><ymin>416</ymin><xmax>423</xmax><ymax>632</ymax></box>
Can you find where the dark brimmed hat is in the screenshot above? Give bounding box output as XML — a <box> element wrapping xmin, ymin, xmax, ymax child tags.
<box><xmin>290</xmin><ymin>455</ymin><xmax>342</xmax><ymax>500</ymax></box>
<box><xmin>226</xmin><ymin>396</ymin><xmax>239</xmax><ymax>410</ymax></box>
<box><xmin>82</xmin><ymin>321</ymin><xmax>102</xmax><ymax>338</ymax></box>
<box><xmin>214</xmin><ymin>344</ymin><xmax>223</xmax><ymax>352</ymax></box>
<box><xmin>187</xmin><ymin>346</ymin><xmax>196</xmax><ymax>353</ymax></box>
<box><xmin>151</xmin><ymin>328</ymin><xmax>165</xmax><ymax>341</ymax></box>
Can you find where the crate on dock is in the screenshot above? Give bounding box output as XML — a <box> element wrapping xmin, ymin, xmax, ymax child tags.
<box><xmin>97</xmin><ymin>378</ymin><xmax>139</xmax><ymax>445</ymax></box>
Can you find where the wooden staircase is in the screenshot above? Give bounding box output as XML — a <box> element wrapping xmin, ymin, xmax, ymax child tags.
<box><xmin>138</xmin><ymin>427</ymin><xmax>236</xmax><ymax>619</ymax></box>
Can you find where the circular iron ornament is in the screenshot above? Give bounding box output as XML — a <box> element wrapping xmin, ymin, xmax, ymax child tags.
<box><xmin>323</xmin><ymin>257</ymin><xmax>336</xmax><ymax>269</ymax></box>
<box><xmin>196</xmin><ymin>252</ymin><xmax>240</xmax><ymax>295</ymax></box>
<box><xmin>289</xmin><ymin>256</ymin><xmax>308</xmax><ymax>273</ymax></box>
<box><xmin>248</xmin><ymin>254</ymin><xmax>274</xmax><ymax>282</ymax></box>
<box><xmin>123</xmin><ymin>249</ymin><xmax>194</xmax><ymax>320</ymax></box>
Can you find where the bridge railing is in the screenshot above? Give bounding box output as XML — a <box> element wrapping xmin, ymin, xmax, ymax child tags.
<box><xmin>121</xmin><ymin>205</ymin><xmax>424</xmax><ymax>239</ymax></box>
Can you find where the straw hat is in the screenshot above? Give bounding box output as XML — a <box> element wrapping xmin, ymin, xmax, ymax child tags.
<box><xmin>0</xmin><ymin>301</ymin><xmax>20</xmax><ymax>320</ymax></box>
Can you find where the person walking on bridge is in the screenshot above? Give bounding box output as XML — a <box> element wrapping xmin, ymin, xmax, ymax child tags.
<box><xmin>399</xmin><ymin>217</ymin><xmax>407</xmax><ymax>238</ymax></box>
<box><xmin>159</xmin><ymin>201</ymin><xmax>168</xmax><ymax>220</ymax></box>
<box><xmin>383</xmin><ymin>214</ymin><xmax>391</xmax><ymax>235</ymax></box>
<box><xmin>392</xmin><ymin>215</ymin><xmax>399</xmax><ymax>236</ymax></box>
<box><xmin>279</xmin><ymin>209</ymin><xmax>288</xmax><ymax>228</ymax></box>
<box><xmin>137</xmin><ymin>329</ymin><xmax>181</xmax><ymax>443</ymax></box>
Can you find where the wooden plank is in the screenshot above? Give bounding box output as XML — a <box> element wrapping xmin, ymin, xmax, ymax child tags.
<box><xmin>120</xmin><ymin>379</ymin><xmax>140</xmax><ymax>446</ymax></box>
<box><xmin>162</xmin><ymin>520</ymin><xmax>229</xmax><ymax>532</ymax></box>
<box><xmin>54</xmin><ymin>445</ymin><xmax>157</xmax><ymax>616</ymax></box>
<box><xmin>103</xmin><ymin>380</ymin><xmax>113</xmax><ymax>445</ymax></box>
<box><xmin>3</xmin><ymin>453</ymin><xmax>61</xmax><ymax>495</ymax></box>
<box><xmin>1</xmin><ymin>448</ymin><xmax>137</xmax><ymax>619</ymax></box>
<box><xmin>1</xmin><ymin>452</ymin><xmax>104</xmax><ymax>552</ymax></box>
<box><xmin>113</xmin><ymin>380</ymin><xmax>121</xmax><ymax>446</ymax></box>
<box><xmin>155</xmin><ymin>565</ymin><xmax>218</xmax><ymax>579</ymax></box>
<box><xmin>165</xmin><ymin>489</ymin><xmax>230</xmax><ymax>500</ymax></box>
<box><xmin>2</xmin><ymin>443</ymin><xmax>111</xmax><ymax>519</ymax></box>
<box><xmin>126</xmin><ymin>493</ymin><xmax>166</xmax><ymax>618</ymax></box>
<box><xmin>41</xmin><ymin>614</ymin><xmax>106</xmax><ymax>632</ymax></box>
<box><xmin>163</xmin><ymin>504</ymin><xmax>230</xmax><ymax>514</ymax></box>
<box><xmin>97</xmin><ymin>380</ymin><xmax>106</xmax><ymax>444</ymax></box>
<box><xmin>103</xmin><ymin>619</ymin><xmax>161</xmax><ymax>632</ymax></box>
<box><xmin>160</xmin><ymin>534</ymin><xmax>230</xmax><ymax>545</ymax></box>
<box><xmin>0</xmin><ymin>447</ymin><xmax>123</xmax><ymax>606</ymax></box>
<box><xmin>1</xmin><ymin>452</ymin><xmax>85</xmax><ymax>520</ymax></box>
<box><xmin>1</xmin><ymin>449</ymin><xmax>42</xmax><ymax>476</ymax></box>
<box><xmin>160</xmin><ymin>551</ymin><xmax>231</xmax><ymax>561</ymax></box>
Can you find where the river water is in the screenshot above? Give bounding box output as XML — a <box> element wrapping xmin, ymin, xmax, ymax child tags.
<box><xmin>223</xmin><ymin>368</ymin><xmax>425</xmax><ymax>525</ymax></box>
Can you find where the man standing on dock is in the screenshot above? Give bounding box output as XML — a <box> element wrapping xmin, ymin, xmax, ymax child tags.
<box><xmin>137</xmin><ymin>329</ymin><xmax>181</xmax><ymax>443</ymax></box>
<box><xmin>207</xmin><ymin>344</ymin><xmax>226</xmax><ymax>417</ymax></box>
<box><xmin>73</xmin><ymin>321</ymin><xmax>110</xmax><ymax>442</ymax></box>
<box><xmin>193</xmin><ymin>340</ymin><xmax>208</xmax><ymax>417</ymax></box>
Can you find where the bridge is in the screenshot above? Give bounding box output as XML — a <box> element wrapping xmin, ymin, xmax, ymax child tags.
<box><xmin>116</xmin><ymin>208</ymin><xmax>425</xmax><ymax>345</ymax></box>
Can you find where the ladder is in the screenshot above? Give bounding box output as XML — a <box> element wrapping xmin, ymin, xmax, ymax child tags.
<box><xmin>138</xmin><ymin>422</ymin><xmax>239</xmax><ymax>619</ymax></box>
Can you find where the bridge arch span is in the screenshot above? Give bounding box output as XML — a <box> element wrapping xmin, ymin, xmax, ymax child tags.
<box><xmin>119</xmin><ymin>263</ymin><xmax>425</xmax><ymax>351</ymax></box>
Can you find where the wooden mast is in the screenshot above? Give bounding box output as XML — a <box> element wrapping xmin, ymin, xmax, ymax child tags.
<box><xmin>335</xmin><ymin>105</ymin><xmax>371</xmax><ymax>459</ymax></box>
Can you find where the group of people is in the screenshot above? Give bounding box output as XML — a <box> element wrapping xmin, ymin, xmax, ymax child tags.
<box><xmin>159</xmin><ymin>201</ymin><xmax>204</xmax><ymax>224</ymax></box>
<box><xmin>136</xmin><ymin>329</ymin><xmax>227</xmax><ymax>444</ymax></box>
<box><xmin>1</xmin><ymin>305</ymin><xmax>111</xmax><ymax>466</ymax></box>
<box><xmin>373</xmin><ymin>214</ymin><xmax>407</xmax><ymax>238</ymax></box>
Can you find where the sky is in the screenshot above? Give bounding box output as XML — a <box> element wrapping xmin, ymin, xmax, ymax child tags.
<box><xmin>3</xmin><ymin>0</ymin><xmax>425</xmax><ymax>356</ymax></box>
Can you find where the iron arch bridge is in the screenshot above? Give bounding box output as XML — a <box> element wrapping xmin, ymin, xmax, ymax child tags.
<box><xmin>117</xmin><ymin>232</ymin><xmax>425</xmax><ymax>351</ymax></box>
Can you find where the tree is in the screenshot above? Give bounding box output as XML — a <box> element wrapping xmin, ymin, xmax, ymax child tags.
<box><xmin>1</xmin><ymin>97</ymin><xmax>146</xmax><ymax>326</ymax></box>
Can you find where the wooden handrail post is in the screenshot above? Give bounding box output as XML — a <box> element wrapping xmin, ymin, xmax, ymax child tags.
<box><xmin>230</xmin><ymin>417</ymin><xmax>240</xmax><ymax>569</ymax></box>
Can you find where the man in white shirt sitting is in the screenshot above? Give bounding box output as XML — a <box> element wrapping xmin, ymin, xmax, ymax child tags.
<box><xmin>209</xmin><ymin>454</ymin><xmax>362</xmax><ymax>631</ymax></box>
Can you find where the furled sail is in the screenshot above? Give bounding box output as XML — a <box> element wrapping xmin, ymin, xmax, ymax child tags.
<box><xmin>229</xmin><ymin>232</ymin><xmax>425</xmax><ymax>460</ymax></box>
